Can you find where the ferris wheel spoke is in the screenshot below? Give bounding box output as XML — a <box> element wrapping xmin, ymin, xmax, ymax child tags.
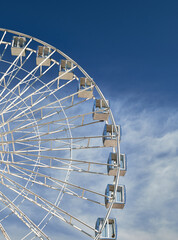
<box><xmin>0</xmin><ymin>56</ymin><xmax>38</xmax><ymax>85</ymax></box>
<box><xmin>0</xmin><ymin>191</ymin><xmax>50</xmax><ymax>240</ymax></box>
<box><xmin>1</xmin><ymin>165</ymin><xmax>106</xmax><ymax>208</ymax></box>
<box><xmin>6</xmin><ymin>51</ymin><xmax>35</xmax><ymax>88</ymax></box>
<box><xmin>0</xmin><ymin>109</ymin><xmax>94</xmax><ymax>140</ymax></box>
<box><xmin>0</xmin><ymin>145</ymin><xmax>106</xmax><ymax>160</ymax></box>
<box><xmin>1</xmin><ymin>150</ymin><xmax>109</xmax><ymax>177</ymax></box>
<box><xmin>17</xmin><ymin>109</ymin><xmax>93</xmax><ymax>135</ymax></box>
<box><xmin>18</xmin><ymin>109</ymin><xmax>99</xmax><ymax>137</ymax></box>
<box><xmin>55</xmin><ymin>85</ymin><xmax>94</xmax><ymax>105</ymax></box>
<box><xmin>0</xmin><ymin>156</ymin><xmax>108</xmax><ymax>176</ymax></box>
<box><xmin>8</xmin><ymin>141</ymin><xmax>44</xmax><ymax>152</ymax></box>
<box><xmin>0</xmin><ymin>74</ymin><xmax>37</xmax><ymax>105</ymax></box>
<box><xmin>1</xmin><ymin>61</ymin><xmax>39</xmax><ymax>97</ymax></box>
<box><xmin>2</xmin><ymin>71</ymin><xmax>41</xmax><ymax>115</ymax></box>
<box><xmin>0</xmin><ymin>135</ymin><xmax>74</xmax><ymax>147</ymax></box>
<box><xmin>17</xmin><ymin>145</ymin><xmax>105</xmax><ymax>152</ymax></box>
<box><xmin>1</xmin><ymin>167</ymin><xmax>65</xmax><ymax>191</ymax></box>
<box><xmin>0</xmin><ymin>223</ymin><xmax>11</xmax><ymax>240</ymax></box>
<box><xmin>14</xmin><ymin>154</ymin><xmax>85</xmax><ymax>170</ymax></box>
<box><xmin>0</xmin><ymin>69</ymin><xmax>40</xmax><ymax>115</ymax></box>
<box><xmin>0</xmin><ymin>30</ymin><xmax>6</xmax><ymax>45</ymax></box>
<box><xmin>0</xmin><ymin>173</ymin><xmax>98</xmax><ymax>238</ymax></box>
<box><xmin>0</xmin><ymin>45</ymin><xmax>10</xmax><ymax>62</ymax></box>
<box><xmin>40</xmin><ymin>61</ymin><xmax>56</xmax><ymax>76</ymax></box>
<box><xmin>0</xmin><ymin>49</ymin><xmax>56</xmax><ymax>114</ymax></box>
<box><xmin>1</xmin><ymin>67</ymin><xmax>19</xmax><ymax>83</ymax></box>
<box><xmin>0</xmin><ymin>156</ymin><xmax>84</xmax><ymax>175</ymax></box>
<box><xmin>14</xmin><ymin>152</ymin><xmax>111</xmax><ymax>167</ymax></box>
<box><xmin>13</xmin><ymin>97</ymin><xmax>90</xmax><ymax>134</ymax></box>
<box><xmin>1</xmin><ymin>66</ymin><xmax>76</xmax><ymax>117</ymax></box>
<box><xmin>10</xmin><ymin>85</ymin><xmax>90</xmax><ymax>125</ymax></box>
<box><xmin>0</xmin><ymin>135</ymin><xmax>104</xmax><ymax>149</ymax></box>
<box><xmin>0</xmin><ymin>94</ymin><xmax>16</xmax><ymax>107</ymax></box>
<box><xmin>6</xmin><ymin>60</ymin><xmax>20</xmax><ymax>90</ymax></box>
<box><xmin>3</xmin><ymin>106</ymin><xmax>31</xmax><ymax>114</ymax></box>
<box><xmin>13</xmin><ymin>120</ymin><xmax>101</xmax><ymax>145</ymax></box>
<box><xmin>13</xmin><ymin>142</ymin><xmax>72</xmax><ymax>153</ymax></box>
<box><xmin>0</xmin><ymin>44</ymin><xmax>8</xmax><ymax>60</ymax></box>
<box><xmin>0</xmin><ymin>164</ymin><xmax>110</xmax><ymax>200</ymax></box>
<box><xmin>0</xmin><ymin>78</ymin><xmax>76</xmax><ymax>131</ymax></box>
<box><xmin>0</xmin><ymin>88</ymin><xmax>90</xmax><ymax>134</ymax></box>
<box><xmin>0</xmin><ymin>151</ymin><xmax>112</xmax><ymax>172</ymax></box>
<box><xmin>2</xmin><ymin>165</ymin><xmax>84</xmax><ymax>201</ymax></box>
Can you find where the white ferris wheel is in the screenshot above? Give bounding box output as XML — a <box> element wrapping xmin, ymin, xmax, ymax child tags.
<box><xmin>0</xmin><ymin>28</ymin><xmax>127</xmax><ymax>240</ymax></box>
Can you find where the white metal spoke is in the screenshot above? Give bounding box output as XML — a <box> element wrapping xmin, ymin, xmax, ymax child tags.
<box><xmin>0</xmin><ymin>31</ymin><xmax>6</xmax><ymax>45</ymax></box>
<box><xmin>0</xmin><ymin>165</ymin><xmax>106</xmax><ymax>207</ymax></box>
<box><xmin>0</xmin><ymin>165</ymin><xmax>109</xmax><ymax>199</ymax></box>
<box><xmin>0</xmin><ymin>99</ymin><xmax>91</xmax><ymax>137</ymax></box>
<box><xmin>0</xmin><ymin>174</ymin><xmax>97</xmax><ymax>238</ymax></box>
<box><xmin>0</xmin><ymin>223</ymin><xmax>11</xmax><ymax>240</ymax></box>
<box><xmin>0</xmin><ymin>158</ymin><xmax>108</xmax><ymax>176</ymax></box>
<box><xmin>0</xmin><ymin>191</ymin><xmax>50</xmax><ymax>240</ymax></box>
<box><xmin>0</xmin><ymin>79</ymin><xmax>77</xmax><ymax>131</ymax></box>
<box><xmin>0</xmin><ymin>66</ymin><xmax>75</xmax><ymax>117</ymax></box>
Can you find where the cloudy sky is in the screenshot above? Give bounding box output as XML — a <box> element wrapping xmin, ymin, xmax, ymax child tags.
<box><xmin>0</xmin><ymin>0</ymin><xmax>178</xmax><ymax>239</ymax></box>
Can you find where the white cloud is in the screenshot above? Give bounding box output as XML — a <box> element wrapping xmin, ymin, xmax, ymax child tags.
<box><xmin>110</xmin><ymin>94</ymin><xmax>178</xmax><ymax>239</ymax></box>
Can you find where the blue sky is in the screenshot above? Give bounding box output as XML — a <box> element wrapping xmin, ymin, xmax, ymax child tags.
<box><xmin>0</xmin><ymin>0</ymin><xmax>178</xmax><ymax>239</ymax></box>
<box><xmin>1</xmin><ymin>0</ymin><xmax>178</xmax><ymax>106</ymax></box>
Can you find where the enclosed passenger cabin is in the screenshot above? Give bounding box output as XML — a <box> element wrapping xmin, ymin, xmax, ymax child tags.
<box><xmin>95</xmin><ymin>218</ymin><xmax>117</xmax><ymax>240</ymax></box>
<box><xmin>59</xmin><ymin>59</ymin><xmax>74</xmax><ymax>80</ymax></box>
<box><xmin>36</xmin><ymin>46</ymin><xmax>51</xmax><ymax>66</ymax></box>
<box><xmin>93</xmin><ymin>99</ymin><xmax>109</xmax><ymax>121</ymax></box>
<box><xmin>11</xmin><ymin>36</ymin><xmax>26</xmax><ymax>56</ymax></box>
<box><xmin>103</xmin><ymin>124</ymin><xmax>120</xmax><ymax>147</ymax></box>
<box><xmin>107</xmin><ymin>153</ymin><xmax>127</xmax><ymax>176</ymax></box>
<box><xmin>105</xmin><ymin>184</ymin><xmax>126</xmax><ymax>209</ymax></box>
<box><xmin>78</xmin><ymin>77</ymin><xmax>93</xmax><ymax>98</ymax></box>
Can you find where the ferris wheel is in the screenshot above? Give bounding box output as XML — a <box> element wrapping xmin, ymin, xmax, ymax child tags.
<box><xmin>0</xmin><ymin>28</ymin><xmax>127</xmax><ymax>240</ymax></box>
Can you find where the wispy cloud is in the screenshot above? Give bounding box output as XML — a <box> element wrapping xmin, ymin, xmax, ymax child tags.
<box><xmin>110</xmin><ymin>94</ymin><xmax>178</xmax><ymax>239</ymax></box>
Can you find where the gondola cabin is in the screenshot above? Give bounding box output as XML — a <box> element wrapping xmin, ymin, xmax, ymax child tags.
<box><xmin>78</xmin><ymin>77</ymin><xmax>93</xmax><ymax>98</ymax></box>
<box><xmin>59</xmin><ymin>59</ymin><xmax>74</xmax><ymax>80</ymax></box>
<box><xmin>36</xmin><ymin>46</ymin><xmax>51</xmax><ymax>66</ymax></box>
<box><xmin>95</xmin><ymin>218</ymin><xmax>117</xmax><ymax>240</ymax></box>
<box><xmin>107</xmin><ymin>153</ymin><xmax>127</xmax><ymax>176</ymax></box>
<box><xmin>103</xmin><ymin>124</ymin><xmax>120</xmax><ymax>147</ymax></box>
<box><xmin>93</xmin><ymin>99</ymin><xmax>109</xmax><ymax>121</ymax></box>
<box><xmin>105</xmin><ymin>184</ymin><xmax>126</xmax><ymax>209</ymax></box>
<box><xmin>11</xmin><ymin>36</ymin><xmax>26</xmax><ymax>56</ymax></box>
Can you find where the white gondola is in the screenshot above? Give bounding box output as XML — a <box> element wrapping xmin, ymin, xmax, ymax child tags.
<box><xmin>107</xmin><ymin>153</ymin><xmax>127</xmax><ymax>176</ymax></box>
<box><xmin>78</xmin><ymin>77</ymin><xmax>93</xmax><ymax>98</ymax></box>
<box><xmin>36</xmin><ymin>46</ymin><xmax>51</xmax><ymax>66</ymax></box>
<box><xmin>95</xmin><ymin>218</ymin><xmax>117</xmax><ymax>240</ymax></box>
<box><xmin>93</xmin><ymin>99</ymin><xmax>109</xmax><ymax>121</ymax></box>
<box><xmin>103</xmin><ymin>124</ymin><xmax>120</xmax><ymax>147</ymax></box>
<box><xmin>11</xmin><ymin>36</ymin><xmax>26</xmax><ymax>56</ymax></box>
<box><xmin>105</xmin><ymin>184</ymin><xmax>126</xmax><ymax>209</ymax></box>
<box><xmin>59</xmin><ymin>59</ymin><xmax>74</xmax><ymax>80</ymax></box>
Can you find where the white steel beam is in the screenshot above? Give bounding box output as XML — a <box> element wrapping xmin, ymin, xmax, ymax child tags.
<box><xmin>0</xmin><ymin>191</ymin><xmax>50</xmax><ymax>240</ymax></box>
